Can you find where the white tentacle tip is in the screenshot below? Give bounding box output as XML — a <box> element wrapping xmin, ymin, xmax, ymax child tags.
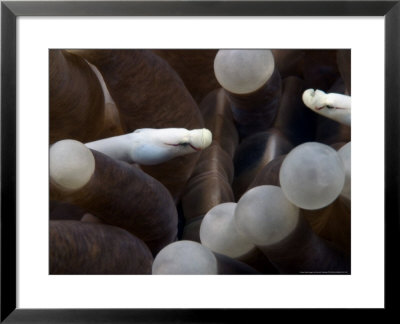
<box><xmin>50</xmin><ymin>139</ymin><xmax>95</xmax><ymax>190</ymax></box>
<box><xmin>302</xmin><ymin>88</ymin><xmax>326</xmax><ymax>110</ymax></box>
<box><xmin>189</xmin><ymin>128</ymin><xmax>212</xmax><ymax>150</ymax></box>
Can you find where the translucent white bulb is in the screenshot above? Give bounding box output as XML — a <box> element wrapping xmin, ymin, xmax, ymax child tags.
<box><xmin>338</xmin><ymin>142</ymin><xmax>351</xmax><ymax>200</ymax></box>
<box><xmin>234</xmin><ymin>185</ymin><xmax>299</xmax><ymax>246</ymax></box>
<box><xmin>152</xmin><ymin>241</ymin><xmax>218</xmax><ymax>275</ymax></box>
<box><xmin>214</xmin><ymin>49</ymin><xmax>275</xmax><ymax>94</ymax></box>
<box><xmin>279</xmin><ymin>142</ymin><xmax>345</xmax><ymax>210</ymax></box>
<box><xmin>50</xmin><ymin>139</ymin><xmax>95</xmax><ymax>190</ymax></box>
<box><xmin>200</xmin><ymin>203</ymin><xmax>255</xmax><ymax>258</ymax></box>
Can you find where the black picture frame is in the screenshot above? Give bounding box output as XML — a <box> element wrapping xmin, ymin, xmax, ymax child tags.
<box><xmin>1</xmin><ymin>0</ymin><xmax>399</xmax><ymax>322</ymax></box>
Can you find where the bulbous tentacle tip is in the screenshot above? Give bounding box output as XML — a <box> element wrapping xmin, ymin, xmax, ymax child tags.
<box><xmin>302</xmin><ymin>88</ymin><xmax>325</xmax><ymax>110</ymax></box>
<box><xmin>189</xmin><ymin>128</ymin><xmax>212</xmax><ymax>150</ymax></box>
<box><xmin>302</xmin><ymin>89</ymin><xmax>351</xmax><ymax>126</ymax></box>
<box><xmin>50</xmin><ymin>139</ymin><xmax>95</xmax><ymax>190</ymax></box>
<box><xmin>214</xmin><ymin>49</ymin><xmax>275</xmax><ymax>94</ymax></box>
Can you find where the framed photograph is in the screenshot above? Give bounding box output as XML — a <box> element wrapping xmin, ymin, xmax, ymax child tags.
<box><xmin>1</xmin><ymin>0</ymin><xmax>398</xmax><ymax>322</ymax></box>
